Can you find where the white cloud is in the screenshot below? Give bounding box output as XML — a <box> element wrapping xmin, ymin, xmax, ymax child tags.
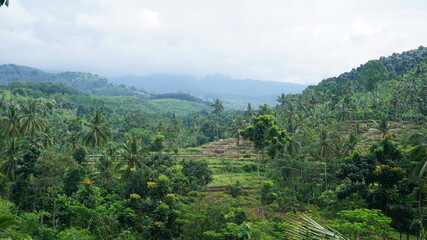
<box><xmin>0</xmin><ymin>0</ymin><xmax>426</xmax><ymax>84</ymax></box>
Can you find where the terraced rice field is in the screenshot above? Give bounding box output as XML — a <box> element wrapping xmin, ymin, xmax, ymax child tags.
<box><xmin>180</xmin><ymin>138</ymin><xmax>263</xmax><ymax>189</ymax></box>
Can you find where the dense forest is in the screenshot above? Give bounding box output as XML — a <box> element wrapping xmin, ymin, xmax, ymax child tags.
<box><xmin>0</xmin><ymin>46</ymin><xmax>426</xmax><ymax>239</ymax></box>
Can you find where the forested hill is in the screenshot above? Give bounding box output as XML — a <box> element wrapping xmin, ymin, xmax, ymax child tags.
<box><xmin>0</xmin><ymin>64</ymin><xmax>151</xmax><ymax>98</ymax></box>
<box><xmin>304</xmin><ymin>46</ymin><xmax>427</xmax><ymax>101</ymax></box>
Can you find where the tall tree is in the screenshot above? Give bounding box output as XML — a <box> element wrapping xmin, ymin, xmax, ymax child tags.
<box><xmin>120</xmin><ymin>134</ymin><xmax>145</xmax><ymax>181</ymax></box>
<box><xmin>211</xmin><ymin>99</ymin><xmax>224</xmax><ymax>140</ymax></box>
<box><xmin>373</xmin><ymin>115</ymin><xmax>391</xmax><ymax>138</ymax></box>
<box><xmin>0</xmin><ymin>105</ymin><xmax>20</xmax><ymax>138</ymax></box>
<box><xmin>19</xmin><ymin>100</ymin><xmax>45</xmax><ymax>143</ymax></box>
<box><xmin>232</xmin><ymin>115</ymin><xmax>246</xmax><ymax>159</ymax></box>
<box><xmin>244</xmin><ymin>103</ymin><xmax>254</xmax><ymax>123</ymax></box>
<box><xmin>342</xmin><ymin>131</ymin><xmax>359</xmax><ymax>156</ymax></box>
<box><xmin>0</xmin><ymin>138</ymin><xmax>25</xmax><ymax>182</ymax></box>
<box><xmin>407</xmin><ymin>132</ymin><xmax>427</xmax><ymax>238</ymax></box>
<box><xmin>241</xmin><ymin>115</ymin><xmax>289</xmax><ymax>182</ymax></box>
<box><xmin>276</xmin><ymin>93</ymin><xmax>287</xmax><ymax>107</ymax></box>
<box><xmin>83</xmin><ymin>109</ymin><xmax>111</xmax><ymax>168</ymax></box>
<box><xmin>316</xmin><ymin>128</ymin><xmax>336</xmax><ymax>190</ymax></box>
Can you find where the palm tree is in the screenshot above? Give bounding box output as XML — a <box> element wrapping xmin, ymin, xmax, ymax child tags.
<box><xmin>407</xmin><ymin>132</ymin><xmax>427</xmax><ymax>238</ymax></box>
<box><xmin>65</xmin><ymin>130</ymin><xmax>82</xmax><ymax>152</ymax></box>
<box><xmin>83</xmin><ymin>109</ymin><xmax>112</xmax><ymax>167</ymax></box>
<box><xmin>285</xmin><ymin>120</ymin><xmax>303</xmax><ymax>157</ymax></box>
<box><xmin>0</xmin><ymin>214</ymin><xmax>19</xmax><ymax>234</ymax></box>
<box><xmin>39</xmin><ymin>125</ymin><xmax>56</xmax><ymax>150</ymax></box>
<box><xmin>277</xmin><ymin>93</ymin><xmax>287</xmax><ymax>107</ymax></box>
<box><xmin>120</xmin><ymin>134</ymin><xmax>145</xmax><ymax>181</ymax></box>
<box><xmin>94</xmin><ymin>155</ymin><xmax>124</xmax><ymax>181</ymax></box>
<box><xmin>342</xmin><ymin>131</ymin><xmax>359</xmax><ymax>156</ymax></box>
<box><xmin>245</xmin><ymin>103</ymin><xmax>254</xmax><ymax>123</ymax></box>
<box><xmin>190</xmin><ymin>116</ymin><xmax>201</xmax><ymax>134</ymax></box>
<box><xmin>212</xmin><ymin>99</ymin><xmax>224</xmax><ymax>140</ymax></box>
<box><xmin>19</xmin><ymin>100</ymin><xmax>45</xmax><ymax>140</ymax></box>
<box><xmin>0</xmin><ymin>105</ymin><xmax>20</xmax><ymax>138</ymax></box>
<box><xmin>232</xmin><ymin>116</ymin><xmax>246</xmax><ymax>159</ymax></box>
<box><xmin>373</xmin><ymin>115</ymin><xmax>390</xmax><ymax>138</ymax></box>
<box><xmin>0</xmin><ymin>138</ymin><xmax>25</xmax><ymax>181</ymax></box>
<box><xmin>408</xmin><ymin>132</ymin><xmax>427</xmax><ymax>179</ymax></box>
<box><xmin>285</xmin><ymin>215</ymin><xmax>349</xmax><ymax>240</ymax></box>
<box><xmin>316</xmin><ymin>128</ymin><xmax>336</xmax><ymax>190</ymax></box>
<box><xmin>121</xmin><ymin>134</ymin><xmax>145</xmax><ymax>169</ymax></box>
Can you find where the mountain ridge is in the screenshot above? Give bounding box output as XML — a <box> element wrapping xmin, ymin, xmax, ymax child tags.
<box><xmin>110</xmin><ymin>73</ymin><xmax>308</xmax><ymax>106</ymax></box>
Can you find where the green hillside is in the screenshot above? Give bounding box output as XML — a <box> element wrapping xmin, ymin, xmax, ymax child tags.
<box><xmin>0</xmin><ymin>47</ymin><xmax>426</xmax><ymax>239</ymax></box>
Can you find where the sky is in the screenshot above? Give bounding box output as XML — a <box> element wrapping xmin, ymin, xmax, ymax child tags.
<box><xmin>0</xmin><ymin>0</ymin><xmax>426</xmax><ymax>84</ymax></box>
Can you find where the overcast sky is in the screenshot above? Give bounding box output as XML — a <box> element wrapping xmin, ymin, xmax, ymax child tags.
<box><xmin>0</xmin><ymin>0</ymin><xmax>426</xmax><ymax>84</ymax></box>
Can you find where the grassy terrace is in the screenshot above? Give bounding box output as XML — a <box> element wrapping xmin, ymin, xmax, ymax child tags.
<box><xmin>180</xmin><ymin>138</ymin><xmax>263</xmax><ymax>189</ymax></box>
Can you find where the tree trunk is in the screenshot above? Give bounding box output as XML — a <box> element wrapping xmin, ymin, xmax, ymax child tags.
<box><xmin>419</xmin><ymin>181</ymin><xmax>425</xmax><ymax>240</ymax></box>
<box><xmin>324</xmin><ymin>159</ymin><xmax>328</xmax><ymax>190</ymax></box>
<box><xmin>237</xmin><ymin>135</ymin><xmax>240</xmax><ymax>159</ymax></box>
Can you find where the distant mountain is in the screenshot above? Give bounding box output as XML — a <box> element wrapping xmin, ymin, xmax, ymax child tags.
<box><xmin>0</xmin><ymin>64</ymin><xmax>215</xmax><ymax>106</ymax></box>
<box><xmin>0</xmin><ymin>64</ymin><xmax>307</xmax><ymax>109</ymax></box>
<box><xmin>110</xmin><ymin>74</ymin><xmax>307</xmax><ymax>107</ymax></box>
<box><xmin>0</xmin><ymin>64</ymin><xmax>150</xmax><ymax>98</ymax></box>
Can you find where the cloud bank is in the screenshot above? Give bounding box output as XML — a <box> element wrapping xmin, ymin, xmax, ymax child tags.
<box><xmin>0</xmin><ymin>0</ymin><xmax>426</xmax><ymax>84</ymax></box>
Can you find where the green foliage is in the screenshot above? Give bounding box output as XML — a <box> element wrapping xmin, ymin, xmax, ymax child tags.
<box><xmin>56</xmin><ymin>228</ymin><xmax>94</xmax><ymax>240</ymax></box>
<box><xmin>63</xmin><ymin>167</ymin><xmax>86</xmax><ymax>196</ymax></box>
<box><xmin>285</xmin><ymin>214</ymin><xmax>349</xmax><ymax>240</ymax></box>
<box><xmin>241</xmin><ymin>115</ymin><xmax>289</xmax><ymax>158</ymax></box>
<box><xmin>83</xmin><ymin>109</ymin><xmax>112</xmax><ymax>150</ymax></box>
<box><xmin>261</xmin><ymin>181</ymin><xmax>278</xmax><ymax>205</ymax></box>
<box><xmin>181</xmin><ymin>159</ymin><xmax>213</xmax><ymax>191</ymax></box>
<box><xmin>241</xmin><ymin>162</ymin><xmax>257</xmax><ymax>172</ymax></box>
<box><xmin>72</xmin><ymin>147</ymin><xmax>86</xmax><ymax>164</ymax></box>
<box><xmin>150</xmin><ymin>134</ymin><xmax>165</xmax><ymax>152</ymax></box>
<box><xmin>0</xmin><ymin>214</ymin><xmax>19</xmax><ymax>234</ymax></box>
<box><xmin>330</xmin><ymin>208</ymin><xmax>393</xmax><ymax>240</ymax></box>
<box><xmin>361</xmin><ymin>60</ymin><xmax>389</xmax><ymax>91</ymax></box>
<box><xmin>0</xmin><ymin>47</ymin><xmax>427</xmax><ymax>239</ymax></box>
<box><xmin>227</xmin><ymin>181</ymin><xmax>243</xmax><ymax>198</ymax></box>
<box><xmin>338</xmin><ymin>151</ymin><xmax>376</xmax><ymax>185</ymax></box>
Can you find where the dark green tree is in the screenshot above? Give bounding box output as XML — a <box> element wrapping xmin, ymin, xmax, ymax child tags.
<box><xmin>361</xmin><ymin>60</ymin><xmax>389</xmax><ymax>91</ymax></box>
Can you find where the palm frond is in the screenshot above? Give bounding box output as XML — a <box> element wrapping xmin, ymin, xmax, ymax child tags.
<box><xmin>285</xmin><ymin>215</ymin><xmax>349</xmax><ymax>240</ymax></box>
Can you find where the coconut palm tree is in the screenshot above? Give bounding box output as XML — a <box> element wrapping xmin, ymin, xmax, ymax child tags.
<box><xmin>212</xmin><ymin>99</ymin><xmax>224</xmax><ymax>140</ymax></box>
<box><xmin>83</xmin><ymin>109</ymin><xmax>112</xmax><ymax>168</ymax></box>
<box><xmin>120</xmin><ymin>134</ymin><xmax>145</xmax><ymax>181</ymax></box>
<box><xmin>373</xmin><ymin>115</ymin><xmax>390</xmax><ymax>138</ymax></box>
<box><xmin>83</xmin><ymin>110</ymin><xmax>111</xmax><ymax>151</ymax></box>
<box><xmin>0</xmin><ymin>138</ymin><xmax>25</xmax><ymax>181</ymax></box>
<box><xmin>39</xmin><ymin>125</ymin><xmax>56</xmax><ymax>150</ymax></box>
<box><xmin>0</xmin><ymin>214</ymin><xmax>19</xmax><ymax>234</ymax></box>
<box><xmin>232</xmin><ymin>115</ymin><xmax>246</xmax><ymax>159</ymax></box>
<box><xmin>0</xmin><ymin>105</ymin><xmax>20</xmax><ymax>138</ymax></box>
<box><xmin>285</xmin><ymin>120</ymin><xmax>303</xmax><ymax>157</ymax></box>
<box><xmin>316</xmin><ymin>128</ymin><xmax>336</xmax><ymax>190</ymax></box>
<box><xmin>342</xmin><ymin>131</ymin><xmax>359</xmax><ymax>156</ymax></box>
<box><xmin>277</xmin><ymin>93</ymin><xmax>287</xmax><ymax>107</ymax></box>
<box><xmin>408</xmin><ymin>132</ymin><xmax>427</xmax><ymax>179</ymax></box>
<box><xmin>285</xmin><ymin>215</ymin><xmax>349</xmax><ymax>240</ymax></box>
<box><xmin>407</xmin><ymin>132</ymin><xmax>427</xmax><ymax>238</ymax></box>
<box><xmin>19</xmin><ymin>100</ymin><xmax>45</xmax><ymax>140</ymax></box>
<box><xmin>94</xmin><ymin>155</ymin><xmax>124</xmax><ymax>181</ymax></box>
<box><xmin>121</xmin><ymin>134</ymin><xmax>145</xmax><ymax>169</ymax></box>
